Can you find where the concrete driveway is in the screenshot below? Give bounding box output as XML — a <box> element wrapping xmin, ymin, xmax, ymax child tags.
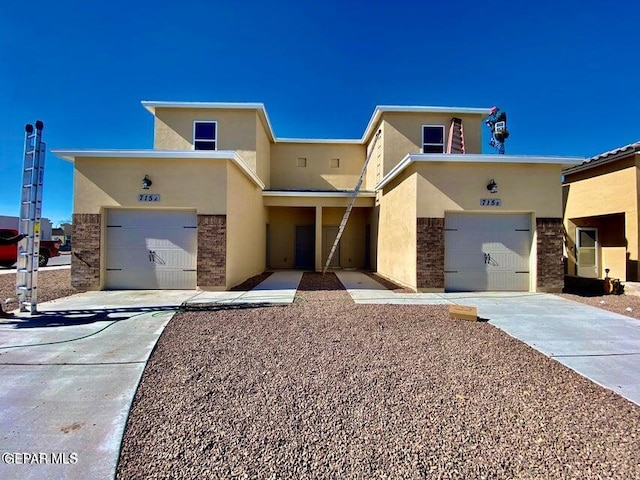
<box><xmin>452</xmin><ymin>293</ymin><xmax>640</xmax><ymax>406</ymax></box>
<box><xmin>336</xmin><ymin>271</ymin><xmax>640</xmax><ymax>406</ymax></box>
<box><xmin>0</xmin><ymin>290</ymin><xmax>199</xmax><ymax>480</ymax></box>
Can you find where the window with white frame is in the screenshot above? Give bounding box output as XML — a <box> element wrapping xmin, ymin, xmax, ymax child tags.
<box><xmin>193</xmin><ymin>121</ymin><xmax>217</xmax><ymax>150</ymax></box>
<box><xmin>422</xmin><ymin>125</ymin><xmax>444</xmax><ymax>153</ymax></box>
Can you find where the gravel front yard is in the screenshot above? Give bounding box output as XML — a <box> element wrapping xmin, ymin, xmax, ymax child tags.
<box><xmin>0</xmin><ymin>269</ymin><xmax>78</xmax><ymax>312</ymax></box>
<box><xmin>117</xmin><ymin>273</ymin><xmax>640</xmax><ymax>479</ymax></box>
<box><xmin>2</xmin><ymin>269</ymin><xmax>639</xmax><ymax>477</ymax></box>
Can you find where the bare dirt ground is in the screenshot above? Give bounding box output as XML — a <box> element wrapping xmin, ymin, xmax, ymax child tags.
<box><xmin>364</xmin><ymin>271</ymin><xmax>415</xmax><ymax>293</ymax></box>
<box><xmin>117</xmin><ymin>273</ymin><xmax>640</xmax><ymax>479</ymax></box>
<box><xmin>0</xmin><ymin>269</ymin><xmax>78</xmax><ymax>314</ymax></box>
<box><xmin>229</xmin><ymin>272</ymin><xmax>273</xmax><ymax>291</ymax></box>
<box><xmin>559</xmin><ymin>292</ymin><xmax>640</xmax><ymax>321</ymax></box>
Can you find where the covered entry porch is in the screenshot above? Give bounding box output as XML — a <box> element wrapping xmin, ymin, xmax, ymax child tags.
<box><xmin>263</xmin><ymin>191</ymin><xmax>375</xmax><ymax>271</ymax></box>
<box><xmin>566</xmin><ymin>212</ymin><xmax>633</xmax><ymax>281</ymax></box>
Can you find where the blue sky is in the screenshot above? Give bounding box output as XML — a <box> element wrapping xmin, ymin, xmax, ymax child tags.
<box><xmin>1</xmin><ymin>0</ymin><xmax>638</xmax><ymax>225</ymax></box>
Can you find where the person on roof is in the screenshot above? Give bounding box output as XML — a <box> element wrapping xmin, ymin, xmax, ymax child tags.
<box><xmin>485</xmin><ymin>106</ymin><xmax>509</xmax><ymax>154</ymax></box>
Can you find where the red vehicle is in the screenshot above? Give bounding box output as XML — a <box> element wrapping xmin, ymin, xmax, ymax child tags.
<box><xmin>0</xmin><ymin>228</ymin><xmax>61</xmax><ymax>268</ymax></box>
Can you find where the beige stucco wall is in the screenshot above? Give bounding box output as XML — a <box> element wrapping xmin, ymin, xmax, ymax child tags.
<box><xmin>73</xmin><ymin>157</ymin><xmax>227</xmax><ymax>214</ymax></box>
<box><xmin>380</xmin><ymin>113</ymin><xmax>485</xmax><ymax>177</ymax></box>
<box><xmin>563</xmin><ymin>159</ymin><xmax>639</xmax><ymax>280</ymax></box>
<box><xmin>377</xmin><ymin>173</ymin><xmax>417</xmax><ymax>288</ymax></box>
<box><xmin>226</xmin><ymin>163</ymin><xmax>266</xmax><ymax>288</ymax></box>
<box><xmin>267</xmin><ymin>207</ymin><xmax>315</xmax><ymax>269</ymax></box>
<box><xmin>153</xmin><ymin>108</ymin><xmax>259</xmax><ymax>173</ymax></box>
<box><xmin>270</xmin><ymin>143</ymin><xmax>366</xmax><ymax>190</ymax></box>
<box><xmin>322</xmin><ymin>207</ymin><xmax>369</xmax><ymax>269</ymax></box>
<box><xmin>414</xmin><ymin>162</ymin><xmax>563</xmax><ymax>218</ymax></box>
<box><xmin>256</xmin><ymin>115</ymin><xmax>272</xmax><ymax>188</ymax></box>
<box><xmin>365</xmin><ymin>122</ymin><xmax>385</xmax><ymax>192</ymax></box>
<box><xmin>563</xmin><ymin>163</ymin><xmax>637</xmax><ymax>220</ymax></box>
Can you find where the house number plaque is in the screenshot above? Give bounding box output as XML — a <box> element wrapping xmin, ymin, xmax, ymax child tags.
<box><xmin>138</xmin><ymin>194</ymin><xmax>161</xmax><ymax>202</ymax></box>
<box><xmin>480</xmin><ymin>198</ymin><xmax>502</xmax><ymax>206</ymax></box>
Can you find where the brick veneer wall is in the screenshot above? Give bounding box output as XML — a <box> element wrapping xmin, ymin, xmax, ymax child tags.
<box><xmin>71</xmin><ymin>213</ymin><xmax>101</xmax><ymax>289</ymax></box>
<box><xmin>197</xmin><ymin>215</ymin><xmax>226</xmax><ymax>287</ymax></box>
<box><xmin>536</xmin><ymin>217</ymin><xmax>564</xmax><ymax>292</ymax></box>
<box><xmin>416</xmin><ymin>217</ymin><xmax>445</xmax><ymax>289</ymax></box>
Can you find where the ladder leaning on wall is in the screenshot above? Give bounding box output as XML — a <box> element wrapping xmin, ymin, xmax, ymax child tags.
<box><xmin>322</xmin><ymin>129</ymin><xmax>381</xmax><ymax>274</ymax></box>
<box><xmin>446</xmin><ymin>117</ymin><xmax>465</xmax><ymax>154</ymax></box>
<box><xmin>16</xmin><ymin>121</ymin><xmax>46</xmax><ymax>314</ymax></box>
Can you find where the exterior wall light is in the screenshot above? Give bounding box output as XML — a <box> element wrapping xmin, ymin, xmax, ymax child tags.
<box><xmin>486</xmin><ymin>179</ymin><xmax>498</xmax><ymax>193</ymax></box>
<box><xmin>142</xmin><ymin>175</ymin><xmax>153</xmax><ymax>190</ymax></box>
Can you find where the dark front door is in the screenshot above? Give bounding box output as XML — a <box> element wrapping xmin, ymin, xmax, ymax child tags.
<box><xmin>295</xmin><ymin>225</ymin><xmax>315</xmax><ymax>270</ymax></box>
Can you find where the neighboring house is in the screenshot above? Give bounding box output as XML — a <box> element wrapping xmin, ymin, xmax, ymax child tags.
<box><xmin>563</xmin><ymin>141</ymin><xmax>640</xmax><ymax>281</ymax></box>
<box><xmin>53</xmin><ymin>101</ymin><xmax>581</xmax><ymax>292</ymax></box>
<box><xmin>60</xmin><ymin>222</ymin><xmax>72</xmax><ymax>245</ymax></box>
<box><xmin>51</xmin><ymin>227</ymin><xmax>66</xmax><ymax>244</ymax></box>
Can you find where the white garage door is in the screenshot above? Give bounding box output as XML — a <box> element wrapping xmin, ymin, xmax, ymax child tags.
<box><xmin>106</xmin><ymin>209</ymin><xmax>197</xmax><ymax>289</ymax></box>
<box><xmin>445</xmin><ymin>213</ymin><xmax>531</xmax><ymax>291</ymax></box>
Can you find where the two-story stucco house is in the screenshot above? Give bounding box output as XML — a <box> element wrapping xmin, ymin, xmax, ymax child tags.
<box><xmin>563</xmin><ymin>141</ymin><xmax>640</xmax><ymax>282</ymax></box>
<box><xmin>53</xmin><ymin>101</ymin><xmax>582</xmax><ymax>292</ymax></box>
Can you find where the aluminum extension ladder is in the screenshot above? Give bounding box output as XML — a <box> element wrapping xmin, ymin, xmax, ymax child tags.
<box><xmin>322</xmin><ymin>129</ymin><xmax>381</xmax><ymax>274</ymax></box>
<box><xmin>16</xmin><ymin>121</ymin><xmax>46</xmax><ymax>314</ymax></box>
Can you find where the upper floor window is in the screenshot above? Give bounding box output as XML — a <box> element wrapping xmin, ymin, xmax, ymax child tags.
<box><xmin>422</xmin><ymin>125</ymin><xmax>444</xmax><ymax>153</ymax></box>
<box><xmin>193</xmin><ymin>121</ymin><xmax>217</xmax><ymax>150</ymax></box>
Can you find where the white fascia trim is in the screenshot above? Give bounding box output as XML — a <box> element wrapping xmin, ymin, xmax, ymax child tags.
<box><xmin>361</xmin><ymin>105</ymin><xmax>493</xmax><ymax>144</ymax></box>
<box><xmin>263</xmin><ymin>190</ymin><xmax>376</xmax><ymax>198</ymax></box>
<box><xmin>141</xmin><ymin>101</ymin><xmax>276</xmax><ymax>143</ymax></box>
<box><xmin>51</xmin><ymin>149</ymin><xmax>265</xmax><ymax>189</ymax></box>
<box><xmin>375</xmin><ymin>153</ymin><xmax>585</xmax><ymax>190</ymax></box>
<box><xmin>276</xmin><ymin>138</ymin><xmax>362</xmax><ymax>144</ymax></box>
<box><xmin>141</xmin><ymin>100</ymin><xmax>265</xmax><ymax>114</ymax></box>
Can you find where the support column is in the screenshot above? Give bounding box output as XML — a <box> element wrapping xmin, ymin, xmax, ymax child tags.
<box><xmin>197</xmin><ymin>214</ymin><xmax>226</xmax><ymax>287</ymax></box>
<box><xmin>416</xmin><ymin>217</ymin><xmax>444</xmax><ymax>290</ymax></box>
<box><xmin>71</xmin><ymin>213</ymin><xmax>101</xmax><ymax>290</ymax></box>
<box><xmin>315</xmin><ymin>206</ymin><xmax>323</xmax><ymax>271</ymax></box>
<box><xmin>536</xmin><ymin>217</ymin><xmax>564</xmax><ymax>292</ymax></box>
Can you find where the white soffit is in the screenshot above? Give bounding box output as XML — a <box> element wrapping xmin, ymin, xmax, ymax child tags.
<box><xmin>263</xmin><ymin>190</ymin><xmax>376</xmax><ymax>197</ymax></box>
<box><xmin>375</xmin><ymin>153</ymin><xmax>585</xmax><ymax>190</ymax></box>
<box><xmin>276</xmin><ymin>138</ymin><xmax>361</xmax><ymax>144</ymax></box>
<box><xmin>51</xmin><ymin>149</ymin><xmax>265</xmax><ymax>189</ymax></box>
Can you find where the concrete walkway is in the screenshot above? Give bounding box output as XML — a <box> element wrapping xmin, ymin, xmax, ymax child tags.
<box><xmin>335</xmin><ymin>271</ymin><xmax>451</xmax><ymax>304</ymax></box>
<box><xmin>336</xmin><ymin>271</ymin><xmax>640</xmax><ymax>406</ymax></box>
<box><xmin>185</xmin><ymin>271</ymin><xmax>303</xmax><ymax>306</ymax></box>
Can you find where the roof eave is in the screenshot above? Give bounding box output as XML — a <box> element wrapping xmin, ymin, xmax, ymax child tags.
<box><xmin>361</xmin><ymin>105</ymin><xmax>493</xmax><ymax>144</ymax></box>
<box><xmin>140</xmin><ymin>101</ymin><xmax>276</xmax><ymax>143</ymax></box>
<box><xmin>563</xmin><ymin>143</ymin><xmax>640</xmax><ymax>176</ymax></box>
<box><xmin>51</xmin><ymin>149</ymin><xmax>265</xmax><ymax>189</ymax></box>
<box><xmin>375</xmin><ymin>153</ymin><xmax>585</xmax><ymax>190</ymax></box>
